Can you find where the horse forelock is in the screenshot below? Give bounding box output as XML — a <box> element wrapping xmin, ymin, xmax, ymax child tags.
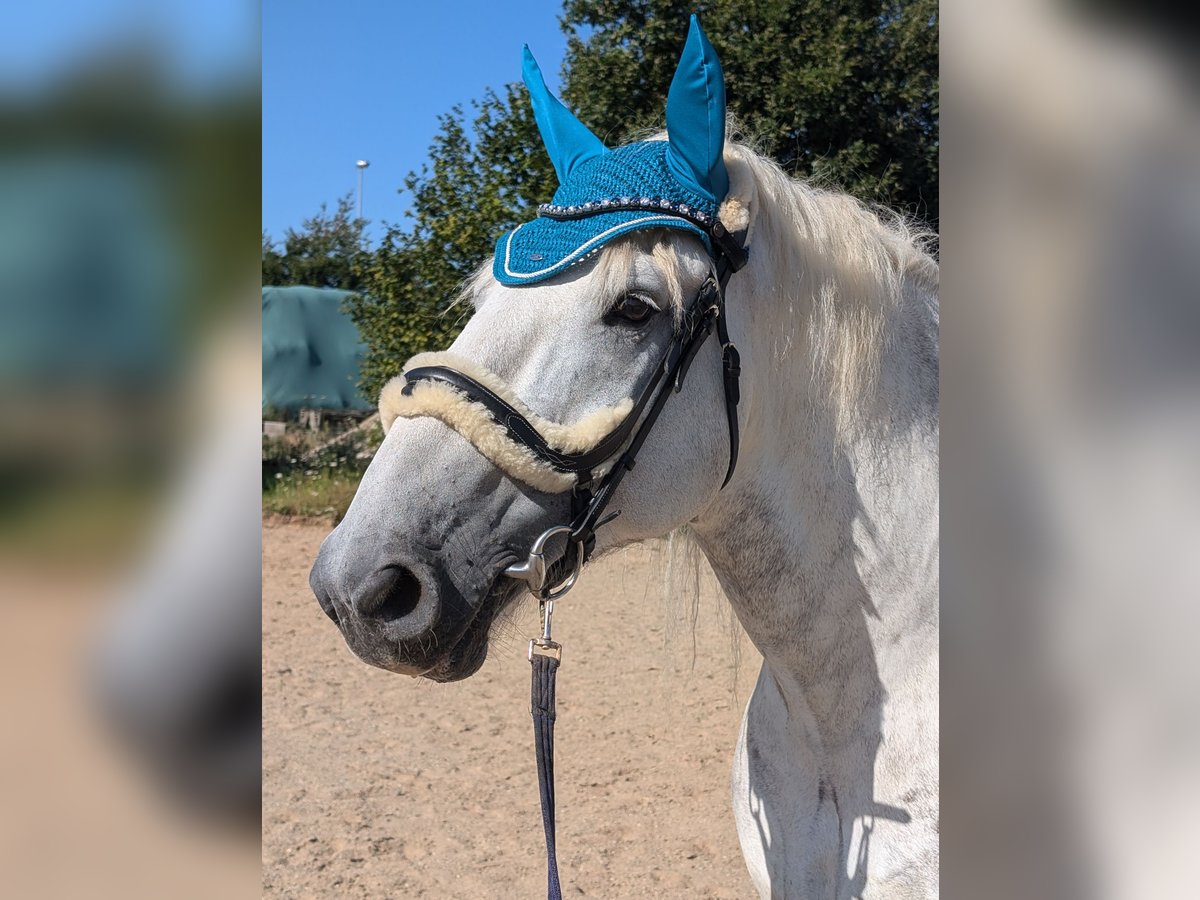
<box><xmin>462</xmin><ymin>226</ymin><xmax>705</xmax><ymax>330</ymax></box>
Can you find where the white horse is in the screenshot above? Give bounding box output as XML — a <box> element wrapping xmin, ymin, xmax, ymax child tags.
<box><xmin>311</xmin><ymin>21</ymin><xmax>938</xmax><ymax>896</ymax></box>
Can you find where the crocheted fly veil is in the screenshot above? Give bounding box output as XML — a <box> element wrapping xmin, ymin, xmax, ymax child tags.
<box><xmin>497</xmin><ymin>16</ymin><xmax>731</xmax><ymax>285</ymax></box>
<box><xmin>381</xmin><ymin>16</ymin><xmax>733</xmax><ymax>492</ymax></box>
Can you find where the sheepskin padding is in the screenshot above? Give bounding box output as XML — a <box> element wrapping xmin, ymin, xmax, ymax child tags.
<box><xmin>718</xmin><ymin>151</ymin><xmax>757</xmax><ymax>242</ymax></box>
<box><xmin>378</xmin><ymin>351</ymin><xmax>634</xmax><ymax>494</ymax></box>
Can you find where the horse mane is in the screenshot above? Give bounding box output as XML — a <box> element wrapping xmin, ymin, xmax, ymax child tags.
<box><xmin>723</xmin><ymin>141</ymin><xmax>939</xmax><ymax>440</ymax></box>
<box><xmin>464</xmin><ymin>137</ymin><xmax>938</xmax><ymax>675</ymax></box>
<box><xmin>641</xmin><ymin>140</ymin><xmax>939</xmax><ymax>659</ymax></box>
<box><xmin>570</xmin><ymin>137</ymin><xmax>940</xmax><ymax>439</ymax></box>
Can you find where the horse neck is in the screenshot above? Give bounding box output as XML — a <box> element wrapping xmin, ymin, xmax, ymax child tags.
<box><xmin>691</xmin><ymin>264</ymin><xmax>939</xmax><ymax>750</ymax></box>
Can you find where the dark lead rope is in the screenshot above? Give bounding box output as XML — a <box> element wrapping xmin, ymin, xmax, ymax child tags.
<box><xmin>530</xmin><ymin>651</ymin><xmax>561</xmax><ymax>900</ymax></box>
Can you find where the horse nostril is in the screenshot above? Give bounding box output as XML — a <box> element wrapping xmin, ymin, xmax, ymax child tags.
<box><xmin>317</xmin><ymin>592</ymin><xmax>340</xmax><ymax>624</ymax></box>
<box><xmin>356</xmin><ymin>565</ymin><xmax>422</xmax><ymax>623</ymax></box>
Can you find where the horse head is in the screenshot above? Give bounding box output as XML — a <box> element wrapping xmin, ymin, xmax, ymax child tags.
<box><xmin>309</xmin><ymin>18</ymin><xmax>757</xmax><ymax>681</ymax></box>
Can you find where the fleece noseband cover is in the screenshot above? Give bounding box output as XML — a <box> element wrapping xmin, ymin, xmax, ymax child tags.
<box><xmin>379</xmin><ymin>352</ymin><xmax>633</xmax><ymax>494</ymax></box>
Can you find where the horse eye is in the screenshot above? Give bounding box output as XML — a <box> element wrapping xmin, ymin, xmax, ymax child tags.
<box><xmin>610</xmin><ymin>293</ymin><xmax>657</xmax><ymax>325</ymax></box>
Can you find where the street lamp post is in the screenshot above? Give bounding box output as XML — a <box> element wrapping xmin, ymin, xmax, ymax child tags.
<box><xmin>356</xmin><ymin>159</ymin><xmax>370</xmax><ymax>220</ymax></box>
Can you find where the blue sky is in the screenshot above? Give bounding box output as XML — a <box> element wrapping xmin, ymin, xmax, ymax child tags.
<box><xmin>263</xmin><ymin>0</ymin><xmax>569</xmax><ymax>245</ymax></box>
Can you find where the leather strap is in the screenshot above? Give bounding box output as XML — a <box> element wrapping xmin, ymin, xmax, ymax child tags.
<box><xmin>567</xmin><ymin>288</ymin><xmax>719</xmax><ymax>545</ymax></box>
<box><xmin>401</xmin><ymin>277</ymin><xmax>724</xmax><ymax>485</ymax></box>
<box><xmin>401</xmin><ymin>366</ymin><xmax>644</xmax><ymax>475</ymax></box>
<box><xmin>713</xmin><ymin>244</ymin><xmax>742</xmax><ymax>487</ymax></box>
<box><xmin>531</xmin><ymin>653</ymin><xmax>562</xmax><ymax>900</ymax></box>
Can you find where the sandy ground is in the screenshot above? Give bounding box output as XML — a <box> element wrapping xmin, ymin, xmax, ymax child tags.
<box><xmin>263</xmin><ymin>521</ymin><xmax>762</xmax><ymax>898</ymax></box>
<box><xmin>0</xmin><ymin>566</ymin><xmax>258</xmax><ymax>900</ymax></box>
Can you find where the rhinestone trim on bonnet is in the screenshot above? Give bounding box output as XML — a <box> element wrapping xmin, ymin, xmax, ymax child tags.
<box><xmin>494</xmin><ymin>139</ymin><xmax>722</xmax><ymax>284</ymax></box>
<box><xmin>538</xmin><ymin>197</ymin><xmax>716</xmax><ymax>229</ymax></box>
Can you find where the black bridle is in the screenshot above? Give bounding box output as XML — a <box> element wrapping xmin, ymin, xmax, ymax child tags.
<box><xmin>401</xmin><ymin>219</ymin><xmax>747</xmax><ymax>576</ymax></box>
<box><xmin>401</xmin><ymin>220</ymin><xmax>747</xmax><ymax>900</ymax></box>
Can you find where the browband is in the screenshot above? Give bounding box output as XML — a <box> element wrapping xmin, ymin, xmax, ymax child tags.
<box><xmin>540</xmin><ymin>203</ymin><xmax>749</xmax><ymax>273</ymax></box>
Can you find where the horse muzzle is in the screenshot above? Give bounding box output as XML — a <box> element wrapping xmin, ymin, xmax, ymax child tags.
<box><xmin>311</xmin><ymin>553</ymin><xmax>440</xmax><ymax>674</ymax></box>
<box><xmin>310</xmin><ymin>528</ymin><xmax>541</xmax><ymax>681</ymax></box>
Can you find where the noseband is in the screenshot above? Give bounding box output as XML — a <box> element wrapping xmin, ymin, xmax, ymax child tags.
<box><xmin>400</xmin><ymin>222</ymin><xmax>748</xmax><ymax>599</ymax></box>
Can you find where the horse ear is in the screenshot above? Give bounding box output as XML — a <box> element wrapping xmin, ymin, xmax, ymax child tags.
<box><xmin>523</xmin><ymin>45</ymin><xmax>608</xmax><ymax>183</ymax></box>
<box><xmin>665</xmin><ymin>16</ymin><xmax>729</xmax><ymax>204</ymax></box>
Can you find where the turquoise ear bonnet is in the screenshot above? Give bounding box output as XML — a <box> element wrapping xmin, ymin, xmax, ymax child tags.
<box><xmin>494</xmin><ymin>16</ymin><xmax>730</xmax><ymax>286</ymax></box>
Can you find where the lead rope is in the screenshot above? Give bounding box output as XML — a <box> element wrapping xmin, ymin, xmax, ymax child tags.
<box><xmin>530</xmin><ymin>600</ymin><xmax>563</xmax><ymax>900</ymax></box>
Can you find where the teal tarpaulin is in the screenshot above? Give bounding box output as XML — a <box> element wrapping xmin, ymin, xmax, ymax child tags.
<box><xmin>262</xmin><ymin>286</ymin><xmax>372</xmax><ymax>412</ymax></box>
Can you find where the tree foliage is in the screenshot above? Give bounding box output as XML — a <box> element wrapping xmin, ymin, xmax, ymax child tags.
<box><xmin>347</xmin><ymin>0</ymin><xmax>938</xmax><ymax>401</ymax></box>
<box><xmin>561</xmin><ymin>0</ymin><xmax>938</xmax><ymax>224</ymax></box>
<box><xmin>347</xmin><ymin>89</ymin><xmax>557</xmax><ymax>399</ymax></box>
<box><xmin>262</xmin><ymin>194</ymin><xmax>367</xmax><ymax>290</ymax></box>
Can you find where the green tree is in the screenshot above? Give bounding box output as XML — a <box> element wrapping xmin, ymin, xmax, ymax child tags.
<box><xmin>262</xmin><ymin>194</ymin><xmax>367</xmax><ymax>290</ymax></box>
<box><xmin>347</xmin><ymin>89</ymin><xmax>557</xmax><ymax>400</ymax></box>
<box><xmin>561</xmin><ymin>0</ymin><xmax>938</xmax><ymax>225</ymax></box>
<box><xmin>261</xmin><ymin>229</ymin><xmax>285</xmax><ymax>285</ymax></box>
<box><xmin>349</xmin><ymin>1</ymin><xmax>937</xmax><ymax>401</ymax></box>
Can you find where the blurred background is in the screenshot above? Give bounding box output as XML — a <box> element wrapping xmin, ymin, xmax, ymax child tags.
<box><xmin>0</xmin><ymin>1</ymin><xmax>260</xmax><ymax>898</ymax></box>
<box><xmin>942</xmin><ymin>0</ymin><xmax>1199</xmax><ymax>896</ymax></box>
